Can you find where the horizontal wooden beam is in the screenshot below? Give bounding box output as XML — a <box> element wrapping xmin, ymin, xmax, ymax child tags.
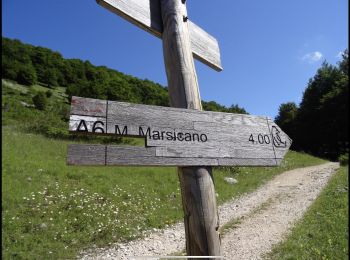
<box><xmin>96</xmin><ymin>0</ymin><xmax>222</xmax><ymax>71</ymax></box>
<box><xmin>67</xmin><ymin>97</ymin><xmax>292</xmax><ymax>166</ymax></box>
<box><xmin>67</xmin><ymin>144</ymin><xmax>281</xmax><ymax>166</ymax></box>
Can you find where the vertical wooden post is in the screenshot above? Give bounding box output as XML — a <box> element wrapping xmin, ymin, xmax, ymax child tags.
<box><xmin>160</xmin><ymin>0</ymin><xmax>221</xmax><ymax>257</ymax></box>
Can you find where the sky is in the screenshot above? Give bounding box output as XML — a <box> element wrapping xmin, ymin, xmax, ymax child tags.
<box><xmin>2</xmin><ymin>0</ymin><xmax>348</xmax><ymax>118</ymax></box>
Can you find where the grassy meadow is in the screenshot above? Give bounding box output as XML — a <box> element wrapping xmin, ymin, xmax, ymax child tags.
<box><xmin>266</xmin><ymin>166</ymin><xmax>349</xmax><ymax>260</ymax></box>
<box><xmin>2</xmin><ymin>79</ymin><xmax>331</xmax><ymax>259</ymax></box>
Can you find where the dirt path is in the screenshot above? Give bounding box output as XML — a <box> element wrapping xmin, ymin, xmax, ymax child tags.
<box><xmin>80</xmin><ymin>162</ymin><xmax>339</xmax><ymax>259</ymax></box>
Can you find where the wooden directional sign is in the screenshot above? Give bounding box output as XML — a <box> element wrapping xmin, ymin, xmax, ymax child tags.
<box><xmin>68</xmin><ymin>96</ymin><xmax>292</xmax><ymax>166</ymax></box>
<box><xmin>96</xmin><ymin>0</ymin><xmax>222</xmax><ymax>71</ymax></box>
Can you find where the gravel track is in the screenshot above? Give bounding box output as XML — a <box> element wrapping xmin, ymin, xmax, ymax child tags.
<box><xmin>79</xmin><ymin>162</ymin><xmax>339</xmax><ymax>259</ymax></box>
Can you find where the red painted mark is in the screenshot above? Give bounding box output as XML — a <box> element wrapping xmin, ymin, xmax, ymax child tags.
<box><xmin>88</xmin><ymin>107</ymin><xmax>104</xmax><ymax>113</ymax></box>
<box><xmin>71</xmin><ymin>97</ymin><xmax>81</xmax><ymax>104</ymax></box>
<box><xmin>71</xmin><ymin>97</ymin><xmax>104</xmax><ymax>114</ymax></box>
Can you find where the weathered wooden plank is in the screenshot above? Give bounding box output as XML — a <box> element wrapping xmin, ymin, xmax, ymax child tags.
<box><xmin>96</xmin><ymin>0</ymin><xmax>162</xmax><ymax>37</ymax></box>
<box><xmin>70</xmin><ymin>96</ymin><xmax>107</xmax><ymax>117</ymax></box>
<box><xmin>155</xmin><ymin>144</ymin><xmax>277</xmax><ymax>159</ymax></box>
<box><xmin>107</xmin><ymin>155</ymin><xmax>219</xmax><ymax>167</ymax></box>
<box><xmin>69</xmin><ymin>97</ymin><xmax>292</xmax><ymax>164</ymax></box>
<box><xmin>67</xmin><ymin>144</ymin><xmax>106</xmax><ymax>165</ymax></box>
<box><xmin>96</xmin><ymin>0</ymin><xmax>222</xmax><ymax>71</ymax></box>
<box><xmin>77</xmin><ymin>99</ymin><xmax>269</xmax><ymax>130</ymax></box>
<box><xmin>267</xmin><ymin>119</ymin><xmax>292</xmax><ymax>159</ymax></box>
<box><xmin>218</xmin><ymin>158</ymin><xmax>278</xmax><ymax>166</ymax></box>
<box><xmin>145</xmin><ymin>123</ymin><xmax>273</xmax><ymax>148</ymax></box>
<box><xmin>189</xmin><ymin>22</ymin><xmax>222</xmax><ymax>72</ymax></box>
<box><xmin>67</xmin><ymin>144</ymin><xmax>282</xmax><ymax>166</ymax></box>
<box><xmin>70</xmin><ymin>116</ymin><xmax>277</xmax><ymax>152</ymax></box>
<box><xmin>69</xmin><ymin>97</ymin><xmax>292</xmax><ymax>163</ymax></box>
<box><xmin>107</xmin><ymin>145</ymin><xmax>157</xmax><ymax>157</ymax></box>
<box><xmin>67</xmin><ymin>144</ymin><xmax>219</xmax><ymax>166</ymax></box>
<box><xmin>69</xmin><ymin>115</ymin><xmax>106</xmax><ymax>133</ymax></box>
<box><xmin>198</xmin><ymin>114</ymin><xmax>269</xmax><ymax>127</ymax></box>
<box><xmin>71</xmin><ymin>98</ymin><xmax>268</xmax><ymax>131</ymax></box>
<box><xmin>71</xmin><ymin>98</ymin><xmax>273</xmax><ymax>131</ymax></box>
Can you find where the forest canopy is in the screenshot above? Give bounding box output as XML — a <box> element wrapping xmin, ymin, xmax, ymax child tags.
<box><xmin>275</xmin><ymin>50</ymin><xmax>349</xmax><ymax>160</ymax></box>
<box><xmin>1</xmin><ymin>36</ymin><xmax>247</xmax><ymax>114</ymax></box>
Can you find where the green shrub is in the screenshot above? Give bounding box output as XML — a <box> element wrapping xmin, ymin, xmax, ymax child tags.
<box><xmin>32</xmin><ymin>92</ymin><xmax>47</xmax><ymax>110</ymax></box>
<box><xmin>28</xmin><ymin>86</ymin><xmax>37</xmax><ymax>96</ymax></box>
<box><xmin>45</xmin><ymin>126</ymin><xmax>70</xmax><ymax>139</ymax></box>
<box><xmin>339</xmin><ymin>153</ymin><xmax>348</xmax><ymax>166</ymax></box>
<box><xmin>46</xmin><ymin>90</ymin><xmax>53</xmax><ymax>98</ymax></box>
<box><xmin>49</xmin><ymin>102</ymin><xmax>70</xmax><ymax>122</ymax></box>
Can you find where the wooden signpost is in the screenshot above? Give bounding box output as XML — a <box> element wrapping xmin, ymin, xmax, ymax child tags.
<box><xmin>68</xmin><ymin>96</ymin><xmax>291</xmax><ymax>166</ymax></box>
<box><xmin>68</xmin><ymin>0</ymin><xmax>292</xmax><ymax>258</ymax></box>
<box><xmin>95</xmin><ymin>0</ymin><xmax>222</xmax><ymax>71</ymax></box>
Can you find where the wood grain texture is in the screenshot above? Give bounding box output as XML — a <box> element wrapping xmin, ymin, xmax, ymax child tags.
<box><xmin>67</xmin><ymin>144</ymin><xmax>282</xmax><ymax>166</ymax></box>
<box><xmin>69</xmin><ymin>115</ymin><xmax>106</xmax><ymax>133</ymax></box>
<box><xmin>69</xmin><ymin>97</ymin><xmax>292</xmax><ymax>164</ymax></box>
<box><xmin>189</xmin><ymin>22</ymin><xmax>222</xmax><ymax>72</ymax></box>
<box><xmin>67</xmin><ymin>144</ymin><xmax>106</xmax><ymax>165</ymax></box>
<box><xmin>96</xmin><ymin>0</ymin><xmax>222</xmax><ymax>71</ymax></box>
<box><xmin>96</xmin><ymin>0</ymin><xmax>162</xmax><ymax>37</ymax></box>
<box><xmin>179</xmin><ymin>167</ymin><xmax>220</xmax><ymax>256</ymax></box>
<box><xmin>70</xmin><ymin>96</ymin><xmax>106</xmax><ymax>117</ymax></box>
<box><xmin>161</xmin><ymin>0</ymin><xmax>201</xmax><ymax>109</ymax></box>
<box><xmin>160</xmin><ymin>0</ymin><xmax>220</xmax><ymax>257</ymax></box>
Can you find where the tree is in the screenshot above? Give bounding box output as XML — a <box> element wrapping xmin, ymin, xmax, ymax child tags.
<box><xmin>107</xmin><ymin>78</ymin><xmax>136</xmax><ymax>102</ymax></box>
<box><xmin>275</xmin><ymin>102</ymin><xmax>298</xmax><ymax>147</ymax></box>
<box><xmin>275</xmin><ymin>102</ymin><xmax>298</xmax><ymax>129</ymax></box>
<box><xmin>286</xmin><ymin>52</ymin><xmax>349</xmax><ymax>160</ymax></box>
<box><xmin>202</xmin><ymin>101</ymin><xmax>247</xmax><ymax>114</ymax></box>
<box><xmin>2</xmin><ymin>59</ymin><xmax>19</xmax><ymax>80</ymax></box>
<box><xmin>32</xmin><ymin>92</ymin><xmax>48</xmax><ymax>110</ymax></box>
<box><xmin>16</xmin><ymin>64</ymin><xmax>37</xmax><ymax>86</ymax></box>
<box><xmin>43</xmin><ymin>68</ymin><xmax>59</xmax><ymax>88</ymax></box>
<box><xmin>227</xmin><ymin>104</ymin><xmax>247</xmax><ymax>114</ymax></box>
<box><xmin>338</xmin><ymin>49</ymin><xmax>348</xmax><ymax>74</ymax></box>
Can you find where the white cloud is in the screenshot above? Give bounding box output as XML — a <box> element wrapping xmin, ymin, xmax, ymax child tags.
<box><xmin>301</xmin><ymin>51</ymin><xmax>323</xmax><ymax>63</ymax></box>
